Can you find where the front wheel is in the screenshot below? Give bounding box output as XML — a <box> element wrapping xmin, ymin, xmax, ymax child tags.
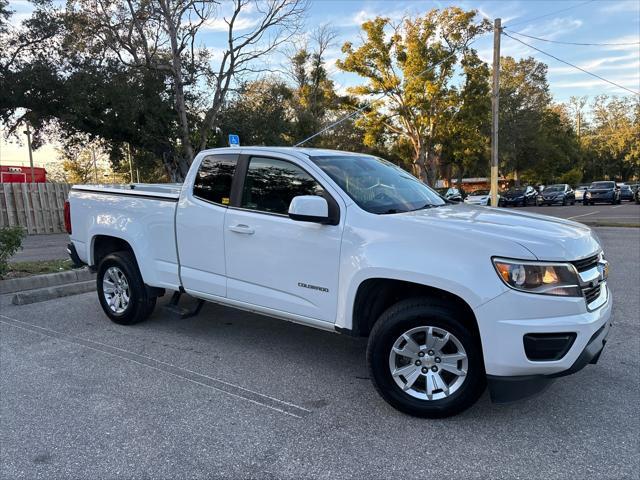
<box><xmin>367</xmin><ymin>298</ymin><xmax>486</xmax><ymax>418</ymax></box>
<box><xmin>97</xmin><ymin>251</ymin><xmax>156</xmax><ymax>325</ymax></box>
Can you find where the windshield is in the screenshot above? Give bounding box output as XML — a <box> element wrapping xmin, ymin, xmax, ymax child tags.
<box><xmin>591</xmin><ymin>182</ymin><xmax>615</xmax><ymax>189</ymax></box>
<box><xmin>507</xmin><ymin>188</ymin><xmax>525</xmax><ymax>194</ymax></box>
<box><xmin>544</xmin><ymin>185</ymin><xmax>564</xmax><ymax>193</ymax></box>
<box><xmin>311</xmin><ymin>155</ymin><xmax>445</xmax><ymax>214</ymax></box>
<box><xmin>470</xmin><ymin>189</ymin><xmax>489</xmax><ymax>196</ymax></box>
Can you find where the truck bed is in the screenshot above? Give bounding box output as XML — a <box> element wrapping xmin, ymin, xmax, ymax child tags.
<box><xmin>73</xmin><ymin>183</ymin><xmax>182</xmax><ymax>200</ymax></box>
<box><xmin>69</xmin><ymin>183</ymin><xmax>182</xmax><ymax>291</ymax></box>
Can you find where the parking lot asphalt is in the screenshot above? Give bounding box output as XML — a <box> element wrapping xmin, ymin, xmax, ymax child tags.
<box><xmin>513</xmin><ymin>201</ymin><xmax>640</xmax><ymax>226</ymax></box>
<box><xmin>1</xmin><ymin>226</ymin><xmax>639</xmax><ymax>480</ymax></box>
<box><xmin>9</xmin><ymin>233</ymin><xmax>69</xmax><ymax>263</ymax></box>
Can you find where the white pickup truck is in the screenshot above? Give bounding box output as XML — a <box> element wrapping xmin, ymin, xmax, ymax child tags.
<box><xmin>66</xmin><ymin>147</ymin><xmax>612</xmax><ymax>417</ymax></box>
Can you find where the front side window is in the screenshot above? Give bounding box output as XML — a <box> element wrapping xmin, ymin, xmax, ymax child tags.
<box><xmin>311</xmin><ymin>155</ymin><xmax>445</xmax><ymax>214</ymax></box>
<box><xmin>241</xmin><ymin>157</ymin><xmax>324</xmax><ymax>215</ymax></box>
<box><xmin>193</xmin><ymin>155</ymin><xmax>237</xmax><ymax>205</ymax></box>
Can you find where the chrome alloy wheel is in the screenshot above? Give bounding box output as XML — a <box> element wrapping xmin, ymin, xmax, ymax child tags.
<box><xmin>388</xmin><ymin>326</ymin><xmax>468</xmax><ymax>401</ymax></box>
<box><xmin>102</xmin><ymin>266</ymin><xmax>130</xmax><ymax>314</ymax></box>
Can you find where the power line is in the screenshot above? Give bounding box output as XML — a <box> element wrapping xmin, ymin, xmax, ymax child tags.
<box><xmin>504</xmin><ymin>0</ymin><xmax>596</xmax><ymax>29</ymax></box>
<box><xmin>503</xmin><ymin>31</ymin><xmax>640</xmax><ymax>96</ymax></box>
<box><xmin>294</xmin><ymin>40</ymin><xmax>480</xmax><ymax>147</ymax></box>
<box><xmin>506</xmin><ymin>30</ymin><xmax>640</xmax><ymax>46</ymax></box>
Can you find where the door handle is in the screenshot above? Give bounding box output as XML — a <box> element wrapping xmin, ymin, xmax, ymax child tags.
<box><xmin>228</xmin><ymin>224</ymin><xmax>255</xmax><ymax>235</ymax></box>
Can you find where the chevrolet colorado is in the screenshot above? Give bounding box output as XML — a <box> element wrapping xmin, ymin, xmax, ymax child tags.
<box><xmin>66</xmin><ymin>147</ymin><xmax>612</xmax><ymax>417</ymax></box>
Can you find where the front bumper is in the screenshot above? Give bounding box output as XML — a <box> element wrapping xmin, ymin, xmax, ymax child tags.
<box><xmin>474</xmin><ymin>283</ymin><xmax>612</xmax><ymax>402</ymax></box>
<box><xmin>585</xmin><ymin>192</ymin><xmax>614</xmax><ymax>203</ymax></box>
<box><xmin>487</xmin><ymin>319</ymin><xmax>611</xmax><ymax>403</ymax></box>
<box><xmin>501</xmin><ymin>197</ymin><xmax>524</xmax><ymax>206</ymax></box>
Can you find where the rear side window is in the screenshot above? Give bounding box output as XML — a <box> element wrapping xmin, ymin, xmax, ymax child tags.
<box><xmin>241</xmin><ymin>157</ymin><xmax>324</xmax><ymax>215</ymax></box>
<box><xmin>193</xmin><ymin>155</ymin><xmax>237</xmax><ymax>205</ymax></box>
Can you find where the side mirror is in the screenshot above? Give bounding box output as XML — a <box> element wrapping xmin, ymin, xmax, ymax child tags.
<box><xmin>288</xmin><ymin>195</ymin><xmax>330</xmax><ymax>224</ymax></box>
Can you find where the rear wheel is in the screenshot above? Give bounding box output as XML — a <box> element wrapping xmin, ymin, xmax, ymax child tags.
<box><xmin>97</xmin><ymin>251</ymin><xmax>156</xmax><ymax>325</ymax></box>
<box><xmin>367</xmin><ymin>298</ymin><xmax>485</xmax><ymax>418</ymax></box>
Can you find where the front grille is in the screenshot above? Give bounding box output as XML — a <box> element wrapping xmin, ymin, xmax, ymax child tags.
<box><xmin>572</xmin><ymin>254</ymin><xmax>599</xmax><ymax>272</ymax></box>
<box><xmin>584</xmin><ymin>284</ymin><xmax>601</xmax><ymax>304</ymax></box>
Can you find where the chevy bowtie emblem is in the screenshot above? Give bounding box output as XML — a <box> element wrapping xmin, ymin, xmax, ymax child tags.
<box><xmin>598</xmin><ymin>261</ymin><xmax>609</xmax><ymax>282</ymax></box>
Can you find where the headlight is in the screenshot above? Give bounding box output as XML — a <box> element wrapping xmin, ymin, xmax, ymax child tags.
<box><xmin>492</xmin><ymin>258</ymin><xmax>581</xmax><ymax>296</ymax></box>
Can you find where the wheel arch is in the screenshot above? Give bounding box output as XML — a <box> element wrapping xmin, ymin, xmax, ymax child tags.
<box><xmin>91</xmin><ymin>234</ymin><xmax>136</xmax><ymax>268</ymax></box>
<box><xmin>349</xmin><ymin>278</ymin><xmax>480</xmax><ymax>340</ymax></box>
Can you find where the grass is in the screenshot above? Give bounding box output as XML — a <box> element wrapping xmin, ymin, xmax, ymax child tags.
<box><xmin>3</xmin><ymin>259</ymin><xmax>75</xmax><ymax>279</ymax></box>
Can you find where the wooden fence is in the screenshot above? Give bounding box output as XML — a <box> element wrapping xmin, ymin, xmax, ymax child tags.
<box><xmin>0</xmin><ymin>183</ymin><xmax>72</xmax><ymax>234</ymax></box>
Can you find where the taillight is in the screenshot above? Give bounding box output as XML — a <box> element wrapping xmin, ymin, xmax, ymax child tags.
<box><xmin>64</xmin><ymin>200</ymin><xmax>72</xmax><ymax>234</ymax></box>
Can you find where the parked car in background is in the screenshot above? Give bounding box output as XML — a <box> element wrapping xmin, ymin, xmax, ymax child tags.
<box><xmin>536</xmin><ymin>184</ymin><xmax>575</xmax><ymax>206</ymax></box>
<box><xmin>619</xmin><ymin>184</ymin><xmax>634</xmax><ymax>202</ymax></box>
<box><xmin>463</xmin><ymin>189</ymin><xmax>499</xmax><ymax>206</ymax></box>
<box><xmin>436</xmin><ymin>187</ymin><xmax>464</xmax><ymax>203</ymax></box>
<box><xmin>499</xmin><ymin>185</ymin><xmax>537</xmax><ymax>207</ymax></box>
<box><xmin>584</xmin><ymin>181</ymin><xmax>620</xmax><ymax>205</ymax></box>
<box><xmin>575</xmin><ymin>185</ymin><xmax>590</xmax><ymax>202</ymax></box>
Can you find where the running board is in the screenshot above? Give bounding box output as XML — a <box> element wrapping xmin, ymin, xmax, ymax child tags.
<box><xmin>163</xmin><ymin>291</ymin><xmax>205</xmax><ymax>319</ymax></box>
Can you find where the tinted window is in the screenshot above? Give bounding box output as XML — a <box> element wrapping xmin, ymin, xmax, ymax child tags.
<box><xmin>241</xmin><ymin>157</ymin><xmax>324</xmax><ymax>215</ymax></box>
<box><xmin>311</xmin><ymin>155</ymin><xmax>445</xmax><ymax>214</ymax></box>
<box><xmin>193</xmin><ymin>155</ymin><xmax>237</xmax><ymax>205</ymax></box>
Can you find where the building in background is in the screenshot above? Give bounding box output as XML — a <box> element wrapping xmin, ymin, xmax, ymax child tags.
<box><xmin>0</xmin><ymin>165</ymin><xmax>47</xmax><ymax>183</ymax></box>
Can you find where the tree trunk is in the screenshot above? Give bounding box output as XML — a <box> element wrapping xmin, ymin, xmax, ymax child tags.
<box><xmin>457</xmin><ymin>166</ymin><xmax>464</xmax><ymax>191</ymax></box>
<box><xmin>159</xmin><ymin>0</ymin><xmax>195</xmax><ymax>177</ymax></box>
<box><xmin>412</xmin><ymin>148</ymin><xmax>429</xmax><ymax>184</ymax></box>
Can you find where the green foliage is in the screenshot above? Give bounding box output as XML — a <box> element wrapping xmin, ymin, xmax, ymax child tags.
<box><xmin>558</xmin><ymin>168</ymin><xmax>583</xmax><ymax>186</ymax></box>
<box><xmin>337</xmin><ymin>8</ymin><xmax>491</xmax><ymax>185</ymax></box>
<box><xmin>0</xmin><ymin>226</ymin><xmax>26</xmax><ymax>277</ymax></box>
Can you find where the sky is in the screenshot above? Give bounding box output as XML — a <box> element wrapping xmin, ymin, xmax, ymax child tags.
<box><xmin>1</xmin><ymin>0</ymin><xmax>639</xmax><ymax>169</ymax></box>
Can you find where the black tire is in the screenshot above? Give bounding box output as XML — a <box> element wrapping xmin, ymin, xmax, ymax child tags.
<box><xmin>96</xmin><ymin>251</ymin><xmax>156</xmax><ymax>325</ymax></box>
<box><xmin>367</xmin><ymin>298</ymin><xmax>486</xmax><ymax>418</ymax></box>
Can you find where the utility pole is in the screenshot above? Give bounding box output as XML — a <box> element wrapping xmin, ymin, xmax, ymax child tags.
<box><xmin>127</xmin><ymin>143</ymin><xmax>134</xmax><ymax>184</ymax></box>
<box><xmin>91</xmin><ymin>147</ymin><xmax>98</xmax><ymax>183</ymax></box>
<box><xmin>23</xmin><ymin>125</ymin><xmax>35</xmax><ymax>184</ymax></box>
<box><xmin>490</xmin><ymin>18</ymin><xmax>501</xmax><ymax>207</ymax></box>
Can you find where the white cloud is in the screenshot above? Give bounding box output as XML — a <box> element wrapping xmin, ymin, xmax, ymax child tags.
<box><xmin>202</xmin><ymin>15</ymin><xmax>260</xmax><ymax>32</ymax></box>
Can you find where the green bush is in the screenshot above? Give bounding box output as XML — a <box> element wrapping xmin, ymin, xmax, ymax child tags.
<box><xmin>0</xmin><ymin>226</ymin><xmax>26</xmax><ymax>277</ymax></box>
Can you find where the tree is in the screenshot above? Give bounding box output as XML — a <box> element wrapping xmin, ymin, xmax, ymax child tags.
<box><xmin>288</xmin><ymin>24</ymin><xmax>340</xmax><ymax>144</ymax></box>
<box><xmin>497</xmin><ymin>56</ymin><xmax>552</xmax><ymax>184</ymax></box>
<box><xmin>218</xmin><ymin>78</ymin><xmax>294</xmax><ymax>146</ymax></box>
<box><xmin>439</xmin><ymin>50</ymin><xmax>491</xmax><ymax>186</ymax></box>
<box><xmin>72</xmin><ymin>0</ymin><xmax>306</xmax><ymax>179</ymax></box>
<box><xmin>582</xmin><ymin>95</ymin><xmax>639</xmax><ymax>180</ymax></box>
<box><xmin>337</xmin><ymin>8</ymin><xmax>490</xmax><ymax>185</ymax></box>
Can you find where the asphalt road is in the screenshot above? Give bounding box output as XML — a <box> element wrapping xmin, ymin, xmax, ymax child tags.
<box><xmin>1</xmin><ymin>227</ymin><xmax>638</xmax><ymax>479</ymax></box>
<box><xmin>514</xmin><ymin>201</ymin><xmax>640</xmax><ymax>226</ymax></box>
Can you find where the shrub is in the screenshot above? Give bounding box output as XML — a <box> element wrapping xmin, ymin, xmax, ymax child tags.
<box><xmin>0</xmin><ymin>226</ymin><xmax>26</xmax><ymax>277</ymax></box>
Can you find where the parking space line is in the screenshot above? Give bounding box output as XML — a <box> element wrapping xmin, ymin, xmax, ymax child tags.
<box><xmin>612</xmin><ymin>205</ymin><xmax>624</xmax><ymax>209</ymax></box>
<box><xmin>0</xmin><ymin>314</ymin><xmax>311</xmax><ymax>419</ymax></box>
<box><xmin>568</xmin><ymin>211</ymin><xmax>599</xmax><ymax>220</ymax></box>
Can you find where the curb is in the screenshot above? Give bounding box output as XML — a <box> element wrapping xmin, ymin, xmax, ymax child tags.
<box><xmin>12</xmin><ymin>280</ymin><xmax>96</xmax><ymax>305</ymax></box>
<box><xmin>0</xmin><ymin>268</ymin><xmax>95</xmax><ymax>294</ymax></box>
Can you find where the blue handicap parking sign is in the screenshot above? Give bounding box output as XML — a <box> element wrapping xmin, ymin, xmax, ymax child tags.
<box><xmin>228</xmin><ymin>134</ymin><xmax>240</xmax><ymax>147</ymax></box>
